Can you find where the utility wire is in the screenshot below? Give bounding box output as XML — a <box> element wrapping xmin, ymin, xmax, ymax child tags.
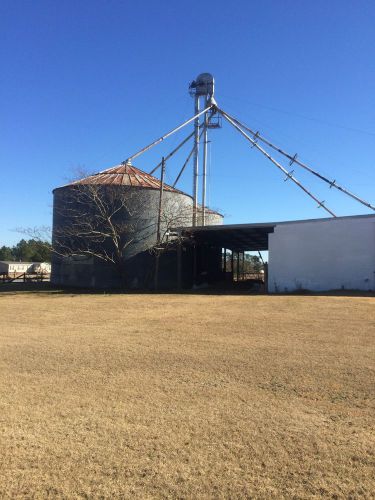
<box><xmin>218</xmin><ymin>108</ymin><xmax>336</xmax><ymax>217</ymax></box>
<box><xmin>223</xmin><ymin>111</ymin><xmax>375</xmax><ymax>212</ymax></box>
<box><xmin>219</xmin><ymin>93</ymin><xmax>375</xmax><ymax>137</ymax></box>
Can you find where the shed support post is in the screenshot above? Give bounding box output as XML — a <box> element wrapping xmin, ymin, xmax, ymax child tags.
<box><xmin>193</xmin><ymin>245</ymin><xmax>197</xmax><ymax>286</ymax></box>
<box><xmin>264</xmin><ymin>262</ymin><xmax>268</xmax><ymax>293</ymax></box>
<box><xmin>236</xmin><ymin>252</ymin><xmax>240</xmax><ymax>282</ymax></box>
<box><xmin>154</xmin><ymin>253</ymin><xmax>160</xmax><ymax>291</ymax></box>
<box><xmin>223</xmin><ymin>248</ymin><xmax>227</xmax><ymax>273</ymax></box>
<box><xmin>231</xmin><ymin>251</ymin><xmax>234</xmax><ymax>283</ymax></box>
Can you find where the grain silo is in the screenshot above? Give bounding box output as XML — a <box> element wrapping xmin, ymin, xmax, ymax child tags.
<box><xmin>51</xmin><ymin>163</ymin><xmax>222</xmax><ymax>289</ymax></box>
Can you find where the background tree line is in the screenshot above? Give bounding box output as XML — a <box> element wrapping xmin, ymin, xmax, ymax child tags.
<box><xmin>0</xmin><ymin>239</ymin><xmax>51</xmax><ymax>262</ymax></box>
<box><xmin>224</xmin><ymin>253</ymin><xmax>263</xmax><ymax>273</ymax></box>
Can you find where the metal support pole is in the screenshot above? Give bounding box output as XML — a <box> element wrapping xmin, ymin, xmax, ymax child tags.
<box><xmin>149</xmin><ymin>130</ymin><xmax>195</xmax><ymax>175</ymax></box>
<box><xmin>124</xmin><ymin>106</ymin><xmax>211</xmax><ymax>165</ymax></box>
<box><xmin>219</xmin><ymin>109</ymin><xmax>336</xmax><ymax>217</ymax></box>
<box><xmin>192</xmin><ymin>96</ymin><xmax>200</xmax><ymax>226</ymax></box>
<box><xmin>173</xmin><ymin>128</ymin><xmax>205</xmax><ymax>187</ymax></box>
<box><xmin>202</xmin><ymin>100</ymin><xmax>209</xmax><ymax>226</ymax></box>
<box><xmin>223</xmin><ymin>110</ymin><xmax>375</xmax><ymax>212</ymax></box>
<box><xmin>258</xmin><ymin>250</ymin><xmax>265</xmax><ymax>266</ymax></box>
<box><xmin>156</xmin><ymin>157</ymin><xmax>165</xmax><ymax>244</ymax></box>
<box><xmin>223</xmin><ymin>248</ymin><xmax>227</xmax><ymax>273</ymax></box>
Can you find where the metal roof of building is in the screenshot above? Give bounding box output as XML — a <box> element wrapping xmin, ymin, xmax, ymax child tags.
<box><xmin>56</xmin><ymin>164</ymin><xmax>190</xmax><ymax>195</ymax></box>
<box><xmin>180</xmin><ymin>213</ymin><xmax>375</xmax><ymax>252</ymax></box>
<box><xmin>0</xmin><ymin>261</ymin><xmax>34</xmax><ymax>264</ymax></box>
<box><xmin>183</xmin><ymin>224</ymin><xmax>275</xmax><ymax>251</ymax></box>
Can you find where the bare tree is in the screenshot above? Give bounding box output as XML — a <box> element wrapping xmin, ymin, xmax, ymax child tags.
<box><xmin>20</xmin><ymin>168</ymin><xmax>198</xmax><ymax>288</ymax></box>
<box><xmin>58</xmin><ymin>185</ymin><xmax>134</xmax><ymax>263</ymax></box>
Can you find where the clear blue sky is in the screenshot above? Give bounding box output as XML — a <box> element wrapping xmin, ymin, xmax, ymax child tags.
<box><xmin>1</xmin><ymin>0</ymin><xmax>374</xmax><ymax>245</ymax></box>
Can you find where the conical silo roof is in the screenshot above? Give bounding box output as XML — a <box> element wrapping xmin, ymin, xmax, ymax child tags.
<box><xmin>68</xmin><ymin>163</ymin><xmax>188</xmax><ymax>195</ymax></box>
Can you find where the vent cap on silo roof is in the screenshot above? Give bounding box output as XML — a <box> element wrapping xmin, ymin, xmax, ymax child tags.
<box><xmin>60</xmin><ymin>164</ymin><xmax>190</xmax><ymax>195</ymax></box>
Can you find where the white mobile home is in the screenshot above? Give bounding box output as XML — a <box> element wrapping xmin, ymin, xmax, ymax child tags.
<box><xmin>0</xmin><ymin>261</ymin><xmax>51</xmax><ymax>275</ymax></box>
<box><xmin>0</xmin><ymin>261</ymin><xmax>33</xmax><ymax>274</ymax></box>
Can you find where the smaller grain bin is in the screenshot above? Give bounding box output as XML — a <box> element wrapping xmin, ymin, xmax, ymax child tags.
<box><xmin>197</xmin><ymin>206</ymin><xmax>224</xmax><ymax>226</ymax></box>
<box><xmin>51</xmin><ymin>163</ymin><xmax>210</xmax><ymax>289</ymax></box>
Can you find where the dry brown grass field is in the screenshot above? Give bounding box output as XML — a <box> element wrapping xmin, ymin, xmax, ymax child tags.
<box><xmin>0</xmin><ymin>289</ymin><xmax>374</xmax><ymax>498</ymax></box>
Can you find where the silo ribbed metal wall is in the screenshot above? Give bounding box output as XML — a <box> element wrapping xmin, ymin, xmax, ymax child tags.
<box><xmin>51</xmin><ymin>184</ymin><xmax>193</xmax><ymax>288</ymax></box>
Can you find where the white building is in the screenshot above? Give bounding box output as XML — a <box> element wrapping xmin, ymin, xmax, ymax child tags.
<box><xmin>188</xmin><ymin>214</ymin><xmax>375</xmax><ymax>293</ymax></box>
<box><xmin>268</xmin><ymin>214</ymin><xmax>375</xmax><ymax>292</ymax></box>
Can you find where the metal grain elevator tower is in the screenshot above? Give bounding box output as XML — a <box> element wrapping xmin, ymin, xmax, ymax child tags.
<box><xmin>189</xmin><ymin>73</ymin><xmax>220</xmax><ymax>226</ymax></box>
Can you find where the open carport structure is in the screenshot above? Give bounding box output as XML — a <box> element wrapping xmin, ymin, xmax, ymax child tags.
<box><xmin>180</xmin><ymin>222</ymin><xmax>275</xmax><ymax>288</ymax></box>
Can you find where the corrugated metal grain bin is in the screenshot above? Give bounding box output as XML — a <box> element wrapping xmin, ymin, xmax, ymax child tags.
<box><xmin>51</xmin><ymin>163</ymin><xmax>194</xmax><ymax>288</ymax></box>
